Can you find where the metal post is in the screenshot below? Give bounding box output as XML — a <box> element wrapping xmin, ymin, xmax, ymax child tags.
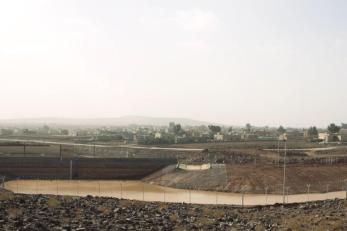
<box><xmin>163</xmin><ymin>190</ymin><xmax>166</xmax><ymax>203</ymax></box>
<box><xmin>242</xmin><ymin>191</ymin><xmax>245</xmax><ymax>207</ymax></box>
<box><xmin>215</xmin><ymin>191</ymin><xmax>218</xmax><ymax>205</ymax></box>
<box><xmin>189</xmin><ymin>190</ymin><xmax>191</xmax><ymax>204</ymax></box>
<box><xmin>277</xmin><ymin>139</ymin><xmax>280</xmax><ymax>166</ymax></box>
<box><xmin>77</xmin><ymin>180</ymin><xmax>79</xmax><ymax>196</ymax></box>
<box><xmin>1</xmin><ymin>176</ymin><xmax>5</xmax><ymax>188</ymax></box>
<box><xmin>23</xmin><ymin>143</ymin><xmax>26</xmax><ymax>157</ymax></box>
<box><xmin>282</xmin><ymin>140</ymin><xmax>287</xmax><ymax>204</ymax></box>
<box><xmin>98</xmin><ymin>181</ymin><xmax>101</xmax><ymax>196</ymax></box>
<box><xmin>120</xmin><ymin>183</ymin><xmax>123</xmax><ymax>199</ymax></box>
<box><xmin>60</xmin><ymin>144</ymin><xmax>62</xmax><ymax>161</ymax></box>
<box><xmin>56</xmin><ymin>180</ymin><xmax>58</xmax><ymax>195</ymax></box>
<box><xmin>265</xmin><ymin>186</ymin><xmax>269</xmax><ymax>205</ymax></box>
<box><xmin>69</xmin><ymin>160</ymin><xmax>73</xmax><ymax>180</ymax></box>
<box><xmin>142</xmin><ymin>183</ymin><xmax>145</xmax><ymax>201</ymax></box>
<box><xmin>326</xmin><ymin>184</ymin><xmax>329</xmax><ymax>193</ymax></box>
<box><xmin>93</xmin><ymin>144</ymin><xmax>96</xmax><ymax>157</ymax></box>
<box><xmin>286</xmin><ymin>187</ymin><xmax>290</xmax><ymax>203</ymax></box>
<box><xmin>306</xmin><ymin>184</ymin><xmax>311</xmax><ymax>201</ymax></box>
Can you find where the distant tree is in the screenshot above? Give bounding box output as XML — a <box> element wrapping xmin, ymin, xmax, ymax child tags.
<box><xmin>245</xmin><ymin>123</ymin><xmax>252</xmax><ymax>132</ymax></box>
<box><xmin>307</xmin><ymin>126</ymin><xmax>318</xmax><ymax>137</ymax></box>
<box><xmin>208</xmin><ymin>125</ymin><xmax>221</xmax><ymax>134</ymax></box>
<box><xmin>228</xmin><ymin>127</ymin><xmax>233</xmax><ymax>133</ymax></box>
<box><xmin>327</xmin><ymin>123</ymin><xmax>341</xmax><ymax>134</ymax></box>
<box><xmin>277</xmin><ymin>126</ymin><xmax>286</xmax><ymax>134</ymax></box>
<box><xmin>173</xmin><ymin>124</ymin><xmax>182</xmax><ymax>135</ymax></box>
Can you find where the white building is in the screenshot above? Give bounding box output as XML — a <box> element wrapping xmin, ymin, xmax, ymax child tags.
<box><xmin>213</xmin><ymin>133</ymin><xmax>224</xmax><ymax>141</ymax></box>
<box><xmin>154</xmin><ymin>132</ymin><xmax>162</xmax><ymax>139</ymax></box>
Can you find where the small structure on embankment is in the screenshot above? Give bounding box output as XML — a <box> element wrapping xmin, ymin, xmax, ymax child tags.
<box><xmin>177</xmin><ymin>163</ymin><xmax>211</xmax><ymax>171</ymax></box>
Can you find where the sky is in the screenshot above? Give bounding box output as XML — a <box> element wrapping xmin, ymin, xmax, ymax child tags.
<box><xmin>0</xmin><ymin>0</ymin><xmax>346</xmax><ymax>127</ymax></box>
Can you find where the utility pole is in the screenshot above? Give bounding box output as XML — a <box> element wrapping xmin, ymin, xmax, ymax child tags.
<box><xmin>282</xmin><ymin>139</ymin><xmax>287</xmax><ymax>204</ymax></box>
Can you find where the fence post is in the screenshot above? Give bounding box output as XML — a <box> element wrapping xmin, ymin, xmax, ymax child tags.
<box><xmin>98</xmin><ymin>181</ymin><xmax>101</xmax><ymax>196</ymax></box>
<box><xmin>326</xmin><ymin>184</ymin><xmax>329</xmax><ymax>193</ymax></box>
<box><xmin>286</xmin><ymin>187</ymin><xmax>290</xmax><ymax>203</ymax></box>
<box><xmin>77</xmin><ymin>180</ymin><xmax>79</xmax><ymax>196</ymax></box>
<box><xmin>215</xmin><ymin>191</ymin><xmax>218</xmax><ymax>205</ymax></box>
<box><xmin>1</xmin><ymin>176</ymin><xmax>5</xmax><ymax>188</ymax></box>
<box><xmin>60</xmin><ymin>144</ymin><xmax>62</xmax><ymax>161</ymax></box>
<box><xmin>241</xmin><ymin>191</ymin><xmax>245</xmax><ymax>207</ymax></box>
<box><xmin>56</xmin><ymin>180</ymin><xmax>58</xmax><ymax>195</ymax></box>
<box><xmin>189</xmin><ymin>190</ymin><xmax>191</xmax><ymax>204</ymax></box>
<box><xmin>142</xmin><ymin>183</ymin><xmax>145</xmax><ymax>201</ymax></box>
<box><xmin>306</xmin><ymin>184</ymin><xmax>311</xmax><ymax>201</ymax></box>
<box><xmin>120</xmin><ymin>183</ymin><xmax>123</xmax><ymax>199</ymax></box>
<box><xmin>265</xmin><ymin>186</ymin><xmax>269</xmax><ymax>205</ymax></box>
<box><xmin>69</xmin><ymin>160</ymin><xmax>73</xmax><ymax>180</ymax></box>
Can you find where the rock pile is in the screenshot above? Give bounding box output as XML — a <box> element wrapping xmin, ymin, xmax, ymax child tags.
<box><xmin>0</xmin><ymin>193</ymin><xmax>346</xmax><ymax>230</ymax></box>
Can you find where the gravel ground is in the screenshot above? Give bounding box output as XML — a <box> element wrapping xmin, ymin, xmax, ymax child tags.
<box><xmin>1</xmin><ymin>191</ymin><xmax>347</xmax><ymax>231</ymax></box>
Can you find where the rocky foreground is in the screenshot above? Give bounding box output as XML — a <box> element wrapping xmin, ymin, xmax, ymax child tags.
<box><xmin>0</xmin><ymin>191</ymin><xmax>346</xmax><ymax>231</ymax></box>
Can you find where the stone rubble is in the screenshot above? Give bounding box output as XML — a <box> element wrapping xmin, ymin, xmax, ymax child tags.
<box><xmin>0</xmin><ymin>193</ymin><xmax>346</xmax><ymax>230</ymax></box>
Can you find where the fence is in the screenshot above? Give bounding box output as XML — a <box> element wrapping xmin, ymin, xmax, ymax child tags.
<box><xmin>1</xmin><ymin>141</ymin><xmax>347</xmax><ymax>167</ymax></box>
<box><xmin>2</xmin><ymin>179</ymin><xmax>347</xmax><ymax>206</ymax></box>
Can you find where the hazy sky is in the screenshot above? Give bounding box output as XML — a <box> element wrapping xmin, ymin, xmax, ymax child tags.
<box><xmin>0</xmin><ymin>0</ymin><xmax>346</xmax><ymax>127</ymax></box>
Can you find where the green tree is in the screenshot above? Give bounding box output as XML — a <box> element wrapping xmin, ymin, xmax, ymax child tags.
<box><xmin>245</xmin><ymin>123</ymin><xmax>252</xmax><ymax>132</ymax></box>
<box><xmin>307</xmin><ymin>126</ymin><xmax>318</xmax><ymax>137</ymax></box>
<box><xmin>173</xmin><ymin>124</ymin><xmax>182</xmax><ymax>135</ymax></box>
<box><xmin>277</xmin><ymin>126</ymin><xmax>286</xmax><ymax>134</ymax></box>
<box><xmin>228</xmin><ymin>127</ymin><xmax>233</xmax><ymax>133</ymax></box>
<box><xmin>208</xmin><ymin>125</ymin><xmax>221</xmax><ymax>134</ymax></box>
<box><xmin>327</xmin><ymin>123</ymin><xmax>341</xmax><ymax>134</ymax></box>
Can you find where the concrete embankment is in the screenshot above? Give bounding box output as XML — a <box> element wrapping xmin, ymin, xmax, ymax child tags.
<box><xmin>0</xmin><ymin>157</ymin><xmax>176</xmax><ymax>180</ymax></box>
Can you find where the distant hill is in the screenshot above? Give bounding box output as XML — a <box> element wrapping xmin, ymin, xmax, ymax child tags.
<box><xmin>0</xmin><ymin>116</ymin><xmax>214</xmax><ymax>127</ymax></box>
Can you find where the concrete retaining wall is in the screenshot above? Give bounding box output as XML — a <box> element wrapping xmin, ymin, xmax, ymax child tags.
<box><xmin>0</xmin><ymin>157</ymin><xmax>176</xmax><ymax>180</ymax></box>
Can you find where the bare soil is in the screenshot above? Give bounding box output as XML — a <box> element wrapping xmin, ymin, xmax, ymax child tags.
<box><xmin>147</xmin><ymin>163</ymin><xmax>347</xmax><ymax>194</ymax></box>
